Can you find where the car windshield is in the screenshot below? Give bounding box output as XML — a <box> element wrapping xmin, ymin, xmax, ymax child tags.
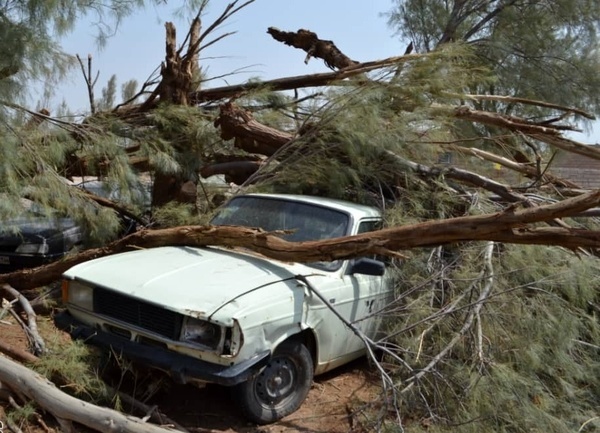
<box><xmin>211</xmin><ymin>196</ymin><xmax>349</xmax><ymax>271</ymax></box>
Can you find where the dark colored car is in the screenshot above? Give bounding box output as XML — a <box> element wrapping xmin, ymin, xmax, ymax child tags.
<box><xmin>0</xmin><ymin>200</ymin><xmax>83</xmax><ymax>272</ymax></box>
<box><xmin>0</xmin><ymin>181</ymin><xmax>146</xmax><ymax>273</ymax></box>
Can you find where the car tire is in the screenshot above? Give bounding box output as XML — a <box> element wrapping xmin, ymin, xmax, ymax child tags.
<box><xmin>234</xmin><ymin>340</ymin><xmax>314</xmax><ymax>424</ymax></box>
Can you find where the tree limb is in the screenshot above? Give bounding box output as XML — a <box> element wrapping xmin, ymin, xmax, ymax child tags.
<box><xmin>2</xmin><ymin>189</ymin><xmax>600</xmax><ymax>290</ymax></box>
<box><xmin>267</xmin><ymin>27</ymin><xmax>358</xmax><ymax>70</ymax></box>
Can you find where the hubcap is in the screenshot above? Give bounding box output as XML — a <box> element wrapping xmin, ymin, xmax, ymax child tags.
<box><xmin>254</xmin><ymin>356</ymin><xmax>296</xmax><ymax>406</ymax></box>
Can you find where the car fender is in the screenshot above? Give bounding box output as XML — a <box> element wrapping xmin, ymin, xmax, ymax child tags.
<box><xmin>210</xmin><ymin>277</ymin><xmax>311</xmax><ymax>361</ymax></box>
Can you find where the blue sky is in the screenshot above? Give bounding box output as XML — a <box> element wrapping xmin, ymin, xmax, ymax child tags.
<box><xmin>57</xmin><ymin>0</ymin><xmax>401</xmax><ymax>113</ymax></box>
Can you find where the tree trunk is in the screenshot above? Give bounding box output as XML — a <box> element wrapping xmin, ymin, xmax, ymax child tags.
<box><xmin>143</xmin><ymin>19</ymin><xmax>202</xmax><ymax>207</ymax></box>
<box><xmin>3</xmin><ymin>188</ymin><xmax>600</xmax><ymax>291</ymax></box>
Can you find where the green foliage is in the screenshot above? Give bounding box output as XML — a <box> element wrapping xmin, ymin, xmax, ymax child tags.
<box><xmin>386</xmin><ymin>0</ymin><xmax>600</xmax><ymax>118</ymax></box>
<box><xmin>257</xmin><ymin>45</ymin><xmax>491</xmax><ymax>206</ymax></box>
<box><xmin>382</xmin><ymin>242</ymin><xmax>600</xmax><ymax>432</ymax></box>
<box><xmin>151</xmin><ymin>201</ymin><xmax>202</xmax><ymax>226</ymax></box>
<box><xmin>33</xmin><ymin>319</ymin><xmax>109</xmax><ymax>401</ymax></box>
<box><xmin>144</xmin><ymin>104</ymin><xmax>217</xmax><ymax>177</ymax></box>
<box><xmin>5</xmin><ymin>401</ymin><xmax>37</xmax><ymax>429</ymax></box>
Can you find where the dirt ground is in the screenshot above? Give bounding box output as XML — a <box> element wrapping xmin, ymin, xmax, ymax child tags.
<box><xmin>0</xmin><ymin>313</ymin><xmax>382</xmax><ymax>433</ymax></box>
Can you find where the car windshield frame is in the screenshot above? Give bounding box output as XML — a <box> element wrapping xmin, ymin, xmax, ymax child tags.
<box><xmin>210</xmin><ymin>196</ymin><xmax>350</xmax><ymax>271</ymax></box>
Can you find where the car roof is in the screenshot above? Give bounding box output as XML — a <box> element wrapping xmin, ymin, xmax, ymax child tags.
<box><xmin>236</xmin><ymin>193</ymin><xmax>382</xmax><ymax>220</ymax></box>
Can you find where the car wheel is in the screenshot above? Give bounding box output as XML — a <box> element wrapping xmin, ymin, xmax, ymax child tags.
<box><xmin>234</xmin><ymin>340</ymin><xmax>314</xmax><ymax>424</ymax></box>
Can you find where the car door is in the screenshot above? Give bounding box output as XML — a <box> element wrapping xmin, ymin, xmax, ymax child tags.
<box><xmin>336</xmin><ymin>219</ymin><xmax>391</xmax><ymax>355</ymax></box>
<box><xmin>305</xmin><ymin>219</ymin><xmax>392</xmax><ymax>370</ymax></box>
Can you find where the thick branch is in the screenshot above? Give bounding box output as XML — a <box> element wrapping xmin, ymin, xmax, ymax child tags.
<box><xmin>450</xmin><ymin>106</ymin><xmax>600</xmax><ymax>161</ymax></box>
<box><xmin>3</xmin><ymin>189</ymin><xmax>600</xmax><ymax>290</ymax></box>
<box><xmin>190</xmin><ymin>55</ymin><xmax>422</xmax><ymax>102</ymax></box>
<box><xmin>199</xmin><ymin>160</ymin><xmax>262</xmax><ymax>184</ymax></box>
<box><xmin>267</xmin><ymin>27</ymin><xmax>358</xmax><ymax>70</ymax></box>
<box><xmin>214</xmin><ymin>102</ymin><xmax>293</xmax><ymax>155</ymax></box>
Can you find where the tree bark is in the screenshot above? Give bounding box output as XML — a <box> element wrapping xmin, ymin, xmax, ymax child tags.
<box><xmin>3</xmin><ymin>189</ymin><xmax>600</xmax><ymax>291</ymax></box>
<box><xmin>267</xmin><ymin>27</ymin><xmax>359</xmax><ymax>70</ymax></box>
<box><xmin>199</xmin><ymin>160</ymin><xmax>262</xmax><ymax>184</ymax></box>
<box><xmin>189</xmin><ymin>55</ymin><xmax>418</xmax><ymax>102</ymax></box>
<box><xmin>214</xmin><ymin>102</ymin><xmax>294</xmax><ymax>155</ymax></box>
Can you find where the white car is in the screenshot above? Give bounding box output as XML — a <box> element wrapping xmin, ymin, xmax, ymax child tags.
<box><xmin>56</xmin><ymin>194</ymin><xmax>392</xmax><ymax>423</ymax></box>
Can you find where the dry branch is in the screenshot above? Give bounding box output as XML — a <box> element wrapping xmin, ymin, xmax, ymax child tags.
<box><xmin>190</xmin><ymin>55</ymin><xmax>421</xmax><ymax>102</ymax></box>
<box><xmin>450</xmin><ymin>105</ymin><xmax>600</xmax><ymax>160</ymax></box>
<box><xmin>0</xmin><ymin>337</ymin><xmax>39</xmax><ymax>364</ymax></box>
<box><xmin>446</xmin><ymin>145</ymin><xmax>579</xmax><ymax>189</ymax></box>
<box><xmin>459</xmin><ymin>93</ymin><xmax>595</xmax><ymax>121</ymax></box>
<box><xmin>76</xmin><ymin>54</ymin><xmax>99</xmax><ymax>114</ymax></box>
<box><xmin>199</xmin><ymin>160</ymin><xmax>262</xmax><ymax>184</ymax></box>
<box><xmin>267</xmin><ymin>27</ymin><xmax>358</xmax><ymax>70</ymax></box>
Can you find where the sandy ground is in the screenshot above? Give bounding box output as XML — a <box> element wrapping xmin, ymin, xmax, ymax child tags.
<box><xmin>0</xmin><ymin>313</ymin><xmax>381</xmax><ymax>433</ymax></box>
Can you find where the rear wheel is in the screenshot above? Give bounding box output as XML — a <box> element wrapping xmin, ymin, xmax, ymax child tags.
<box><xmin>234</xmin><ymin>340</ymin><xmax>313</xmax><ymax>424</ymax></box>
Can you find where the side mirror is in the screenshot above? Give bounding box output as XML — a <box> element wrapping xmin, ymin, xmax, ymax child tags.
<box><xmin>349</xmin><ymin>258</ymin><xmax>385</xmax><ymax>276</ymax></box>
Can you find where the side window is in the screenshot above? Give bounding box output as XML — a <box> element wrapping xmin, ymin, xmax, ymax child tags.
<box><xmin>356</xmin><ymin>219</ymin><xmax>386</xmax><ymax>264</ymax></box>
<box><xmin>357</xmin><ymin>220</ymin><xmax>381</xmax><ymax>235</ymax></box>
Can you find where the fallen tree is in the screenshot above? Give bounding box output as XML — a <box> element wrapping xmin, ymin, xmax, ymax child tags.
<box><xmin>2</xmin><ymin>187</ymin><xmax>600</xmax><ymax>291</ymax></box>
<box><xmin>3</xmin><ymin>2</ymin><xmax>600</xmax><ymax>432</ymax></box>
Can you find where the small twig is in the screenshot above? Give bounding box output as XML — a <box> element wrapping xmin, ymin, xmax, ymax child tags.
<box><xmin>7</xmin><ymin>308</ymin><xmax>33</xmax><ymax>348</ymax></box>
<box><xmin>8</xmin><ymin>395</ymin><xmax>52</xmax><ymax>433</ymax></box>
<box><xmin>6</xmin><ymin>396</ymin><xmax>25</xmax><ymax>433</ymax></box>
<box><xmin>476</xmin><ymin>309</ymin><xmax>484</xmax><ymax>363</ymax></box>
<box><xmin>0</xmin><ymin>297</ymin><xmax>18</xmax><ymax>320</ymax></box>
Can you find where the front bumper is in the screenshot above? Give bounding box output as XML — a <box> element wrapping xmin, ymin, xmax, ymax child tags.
<box><xmin>54</xmin><ymin>310</ymin><xmax>270</xmax><ymax>387</ymax></box>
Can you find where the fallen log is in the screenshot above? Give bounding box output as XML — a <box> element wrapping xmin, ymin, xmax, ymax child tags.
<box><xmin>2</xmin><ymin>188</ymin><xmax>600</xmax><ymax>291</ymax></box>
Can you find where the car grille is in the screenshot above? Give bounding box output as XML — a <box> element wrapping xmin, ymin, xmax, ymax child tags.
<box><xmin>93</xmin><ymin>289</ymin><xmax>183</xmax><ymax>340</ymax></box>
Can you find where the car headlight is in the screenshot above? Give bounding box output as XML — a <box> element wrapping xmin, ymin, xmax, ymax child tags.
<box><xmin>15</xmin><ymin>242</ymin><xmax>49</xmax><ymax>255</ymax></box>
<box><xmin>180</xmin><ymin>317</ymin><xmax>222</xmax><ymax>350</ymax></box>
<box><xmin>62</xmin><ymin>280</ymin><xmax>94</xmax><ymax>310</ymax></box>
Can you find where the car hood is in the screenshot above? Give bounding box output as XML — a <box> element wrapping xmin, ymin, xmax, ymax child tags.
<box><xmin>64</xmin><ymin>246</ymin><xmax>317</xmax><ymax>318</ymax></box>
